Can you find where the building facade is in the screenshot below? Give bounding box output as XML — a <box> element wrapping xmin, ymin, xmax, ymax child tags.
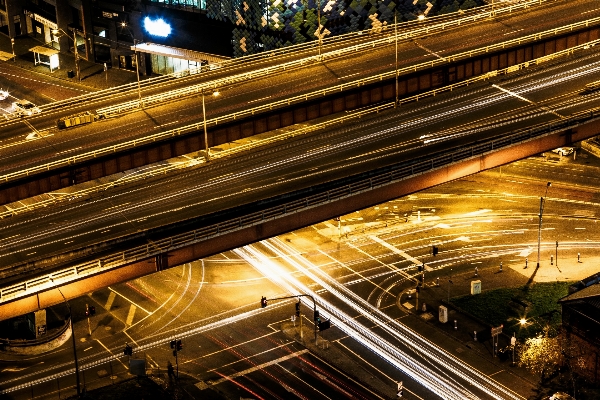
<box><xmin>0</xmin><ymin>0</ymin><xmax>482</xmax><ymax>75</ymax></box>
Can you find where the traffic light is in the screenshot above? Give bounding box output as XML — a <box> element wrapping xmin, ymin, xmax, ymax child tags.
<box><xmin>176</xmin><ymin>340</ymin><xmax>183</xmax><ymax>351</ymax></box>
<box><xmin>432</xmin><ymin>246</ymin><xmax>439</xmax><ymax>256</ymax></box>
<box><xmin>295</xmin><ymin>301</ymin><xmax>301</xmax><ymax>317</ymax></box>
<box><xmin>318</xmin><ymin>319</ymin><xmax>331</xmax><ymax>331</ymax></box>
<box><xmin>314</xmin><ymin>310</ymin><xmax>319</xmax><ymax>322</ymax></box>
<box><xmin>124</xmin><ymin>344</ymin><xmax>133</xmax><ymax>356</ymax></box>
<box><xmin>89</xmin><ymin>306</ymin><xmax>96</xmax><ymax>316</ymax></box>
<box><xmin>170</xmin><ymin>340</ymin><xmax>176</xmax><ymax>349</ymax></box>
<box><xmin>261</xmin><ymin>296</ymin><xmax>268</xmax><ymax>308</ymax></box>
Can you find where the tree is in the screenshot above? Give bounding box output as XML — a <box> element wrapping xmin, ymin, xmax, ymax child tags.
<box><xmin>518</xmin><ymin>326</ymin><xmax>562</xmax><ymax>381</ymax></box>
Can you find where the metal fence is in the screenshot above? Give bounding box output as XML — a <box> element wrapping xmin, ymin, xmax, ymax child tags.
<box><xmin>2</xmin><ymin>97</ymin><xmax>600</xmax><ymax>305</ymax></box>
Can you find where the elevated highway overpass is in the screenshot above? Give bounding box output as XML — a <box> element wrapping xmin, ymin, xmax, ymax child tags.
<box><xmin>1</xmin><ymin>47</ymin><xmax>600</xmax><ymax>319</ymax></box>
<box><xmin>1</xmin><ymin>0</ymin><xmax>600</xmax><ymax>205</ymax></box>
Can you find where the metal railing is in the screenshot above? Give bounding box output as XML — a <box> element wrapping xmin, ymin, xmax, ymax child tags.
<box><xmin>96</xmin><ymin>1</ymin><xmax>587</xmax><ymax>119</ymax></box>
<box><xmin>2</xmin><ymin>98</ymin><xmax>600</xmax><ymax>305</ymax></box>
<box><xmin>2</xmin><ymin>33</ymin><xmax>598</xmax><ymax>187</ymax></box>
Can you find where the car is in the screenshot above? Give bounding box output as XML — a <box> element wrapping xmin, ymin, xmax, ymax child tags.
<box><xmin>551</xmin><ymin>147</ymin><xmax>574</xmax><ymax>156</ymax></box>
<box><xmin>0</xmin><ymin>90</ymin><xmax>8</xmax><ymax>101</ymax></box>
<box><xmin>12</xmin><ymin>100</ymin><xmax>41</xmax><ymax>116</ymax></box>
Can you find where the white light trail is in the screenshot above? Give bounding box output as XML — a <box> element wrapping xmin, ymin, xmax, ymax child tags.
<box><xmin>235</xmin><ymin>245</ymin><xmax>478</xmax><ymax>400</ymax></box>
<box><xmin>238</xmin><ymin>238</ymin><xmax>525</xmax><ymax>400</ymax></box>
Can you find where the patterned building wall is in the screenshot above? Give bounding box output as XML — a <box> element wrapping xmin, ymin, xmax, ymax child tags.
<box><xmin>154</xmin><ymin>0</ymin><xmax>484</xmax><ymax>57</ymax></box>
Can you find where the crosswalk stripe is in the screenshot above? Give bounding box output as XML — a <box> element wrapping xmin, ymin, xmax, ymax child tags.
<box><xmin>125</xmin><ymin>305</ymin><xmax>136</xmax><ymax>326</ymax></box>
<box><xmin>104</xmin><ymin>291</ymin><xmax>116</xmax><ymax>311</ymax></box>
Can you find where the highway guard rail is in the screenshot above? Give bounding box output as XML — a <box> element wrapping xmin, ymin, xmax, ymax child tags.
<box><xmin>1</xmin><ymin>34</ymin><xmax>599</xmax><ymax>187</ymax></box>
<box><xmin>95</xmin><ymin>0</ymin><xmax>581</xmax><ymax>118</ymax></box>
<box><xmin>2</xmin><ymin>88</ymin><xmax>600</xmax><ymax>305</ymax></box>
<box><xmin>1</xmin><ymin>0</ymin><xmax>556</xmax><ymax>121</ymax></box>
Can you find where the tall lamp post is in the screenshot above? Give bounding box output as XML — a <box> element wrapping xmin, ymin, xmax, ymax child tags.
<box><xmin>394</xmin><ymin>13</ymin><xmax>398</xmax><ymax>107</ymax></box>
<box><xmin>53</xmin><ymin>28</ymin><xmax>80</xmax><ymax>81</ymax></box>
<box><xmin>120</xmin><ymin>23</ymin><xmax>142</xmax><ymax>104</ymax></box>
<box><xmin>57</xmin><ymin>288</ymin><xmax>81</xmax><ymax>397</ymax></box>
<box><xmin>202</xmin><ymin>89</ymin><xmax>220</xmax><ymax>161</ymax></box>
<box><xmin>536</xmin><ymin>181</ymin><xmax>552</xmax><ymax>268</ymax></box>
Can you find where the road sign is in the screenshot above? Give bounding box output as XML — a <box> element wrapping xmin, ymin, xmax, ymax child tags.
<box><xmin>491</xmin><ymin>324</ymin><xmax>503</xmax><ymax>336</ymax></box>
<box><xmin>291</xmin><ymin>315</ymin><xmax>296</xmax><ymax>322</ymax></box>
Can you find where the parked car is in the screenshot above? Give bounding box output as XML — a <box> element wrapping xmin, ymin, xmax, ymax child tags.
<box><xmin>12</xmin><ymin>100</ymin><xmax>41</xmax><ymax>116</ymax></box>
<box><xmin>551</xmin><ymin>147</ymin><xmax>574</xmax><ymax>156</ymax></box>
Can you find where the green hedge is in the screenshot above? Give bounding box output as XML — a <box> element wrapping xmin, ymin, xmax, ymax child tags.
<box><xmin>450</xmin><ymin>282</ymin><xmax>571</xmax><ymax>340</ymax></box>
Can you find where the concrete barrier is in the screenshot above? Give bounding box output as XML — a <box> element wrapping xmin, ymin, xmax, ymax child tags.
<box><xmin>0</xmin><ymin>319</ymin><xmax>71</xmax><ymax>356</ymax></box>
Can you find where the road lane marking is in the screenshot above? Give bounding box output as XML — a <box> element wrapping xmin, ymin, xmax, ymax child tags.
<box><xmin>318</xmin><ymin>247</ymin><xmax>395</xmax><ymax>295</ymax></box>
<box><xmin>108</xmin><ymin>287</ymin><xmax>150</xmax><ymax>314</ymax></box>
<box><xmin>207</xmin><ymin>341</ymin><xmax>296</xmax><ymax>372</ymax></box>
<box><xmin>124</xmin><ymin>330</ymin><xmax>138</xmax><ymax>346</ymax></box>
<box><xmin>184</xmin><ymin>330</ymin><xmax>281</xmax><ymax>363</ymax></box>
<box><xmin>125</xmin><ymin>305</ymin><xmax>136</xmax><ymax>326</ymax></box>
<box><xmin>104</xmin><ymin>291</ymin><xmax>116</xmax><ymax>311</ymax></box>
<box><xmin>95</xmin><ymin>339</ymin><xmax>128</xmax><ymax>369</ymax></box>
<box><xmin>491</xmin><ymin>83</ymin><xmax>564</xmax><ymax>119</ymax></box>
<box><xmin>310</xmin><ymin>349</ymin><xmax>386</xmax><ymax>400</ymax></box>
<box><xmin>370</xmin><ymin>235</ymin><xmax>431</xmax><ymax>272</ymax></box>
<box><xmin>201</xmin><ymin>349</ymin><xmax>308</xmax><ymax>387</ymax></box>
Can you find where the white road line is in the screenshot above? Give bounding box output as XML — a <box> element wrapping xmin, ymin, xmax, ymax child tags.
<box><xmin>370</xmin><ymin>235</ymin><xmax>431</xmax><ymax>271</ymax></box>
<box><xmin>123</xmin><ymin>330</ymin><xmax>138</xmax><ymax>347</ymax></box>
<box><xmin>108</xmin><ymin>287</ymin><xmax>150</xmax><ymax>314</ymax></box>
<box><xmin>125</xmin><ymin>305</ymin><xmax>137</xmax><ymax>326</ymax></box>
<box><xmin>104</xmin><ymin>291</ymin><xmax>116</xmax><ymax>311</ymax></box>
<box><xmin>201</xmin><ymin>349</ymin><xmax>308</xmax><ymax>387</ymax></box>
<box><xmin>207</xmin><ymin>341</ymin><xmax>296</xmax><ymax>372</ymax></box>
<box><xmin>95</xmin><ymin>339</ymin><xmax>127</xmax><ymax>369</ymax></box>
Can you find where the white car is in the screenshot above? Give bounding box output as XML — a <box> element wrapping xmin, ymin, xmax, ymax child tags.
<box><xmin>0</xmin><ymin>90</ymin><xmax>8</xmax><ymax>101</ymax></box>
<box><xmin>551</xmin><ymin>147</ymin><xmax>574</xmax><ymax>156</ymax></box>
<box><xmin>12</xmin><ymin>100</ymin><xmax>41</xmax><ymax>116</ymax></box>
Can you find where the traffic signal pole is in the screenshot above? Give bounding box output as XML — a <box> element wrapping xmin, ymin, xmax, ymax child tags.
<box><xmin>261</xmin><ymin>294</ymin><xmax>318</xmax><ymax>343</ymax></box>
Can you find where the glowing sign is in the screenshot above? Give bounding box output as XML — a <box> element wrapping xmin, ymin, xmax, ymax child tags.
<box><xmin>143</xmin><ymin>17</ymin><xmax>171</xmax><ymax>37</ymax></box>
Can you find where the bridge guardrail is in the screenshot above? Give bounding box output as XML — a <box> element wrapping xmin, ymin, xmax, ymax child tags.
<box><xmin>2</xmin><ymin>95</ymin><xmax>600</xmax><ymax>305</ymax></box>
<box><xmin>2</xmin><ymin>0</ymin><xmax>550</xmax><ymax>122</ymax></box>
<box><xmin>2</xmin><ymin>31</ymin><xmax>599</xmax><ymax>188</ymax></box>
<box><xmin>95</xmin><ymin>0</ymin><xmax>576</xmax><ymax>118</ymax></box>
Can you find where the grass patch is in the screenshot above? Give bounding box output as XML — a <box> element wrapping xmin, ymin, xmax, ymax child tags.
<box><xmin>450</xmin><ymin>281</ymin><xmax>572</xmax><ymax>340</ymax></box>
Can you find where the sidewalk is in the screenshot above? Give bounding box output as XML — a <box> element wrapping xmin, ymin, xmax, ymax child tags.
<box><xmin>0</xmin><ymin>33</ymin><xmax>139</xmax><ymax>91</ymax></box>
<box><xmin>396</xmin><ymin>254</ymin><xmax>600</xmax><ymax>397</ymax></box>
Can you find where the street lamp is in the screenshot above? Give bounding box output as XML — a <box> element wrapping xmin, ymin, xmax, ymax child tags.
<box><xmin>316</xmin><ymin>0</ymin><xmax>322</xmax><ymax>58</ymax></box>
<box><xmin>202</xmin><ymin>89</ymin><xmax>220</xmax><ymax>161</ymax></box>
<box><xmin>536</xmin><ymin>182</ymin><xmax>551</xmax><ymax>269</ymax></box>
<box><xmin>57</xmin><ymin>287</ymin><xmax>81</xmax><ymax>397</ymax></box>
<box><xmin>394</xmin><ymin>13</ymin><xmax>398</xmax><ymax>107</ymax></box>
<box><xmin>53</xmin><ymin>28</ymin><xmax>80</xmax><ymax>81</ymax></box>
<box><xmin>120</xmin><ymin>23</ymin><xmax>142</xmax><ymax>104</ymax></box>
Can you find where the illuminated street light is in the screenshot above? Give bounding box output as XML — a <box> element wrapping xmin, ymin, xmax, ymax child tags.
<box><xmin>520</xmin><ymin>318</ymin><xmax>527</xmax><ymax>326</ymax></box>
<box><xmin>121</xmin><ymin>22</ymin><xmax>142</xmax><ymax>105</ymax></box>
<box><xmin>536</xmin><ymin>182</ymin><xmax>552</xmax><ymax>269</ymax></box>
<box><xmin>418</xmin><ymin>14</ymin><xmax>425</xmax><ymax>21</ymax></box>
<box><xmin>52</xmin><ymin>28</ymin><xmax>80</xmax><ymax>81</ymax></box>
<box><xmin>202</xmin><ymin>89</ymin><xmax>220</xmax><ymax>161</ymax></box>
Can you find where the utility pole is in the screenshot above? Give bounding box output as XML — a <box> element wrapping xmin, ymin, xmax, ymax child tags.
<box><xmin>536</xmin><ymin>182</ymin><xmax>551</xmax><ymax>268</ymax></box>
<box><xmin>58</xmin><ymin>288</ymin><xmax>81</xmax><ymax>397</ymax></box>
<box><xmin>394</xmin><ymin>13</ymin><xmax>398</xmax><ymax>107</ymax></box>
<box><xmin>73</xmin><ymin>29</ymin><xmax>80</xmax><ymax>81</ymax></box>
